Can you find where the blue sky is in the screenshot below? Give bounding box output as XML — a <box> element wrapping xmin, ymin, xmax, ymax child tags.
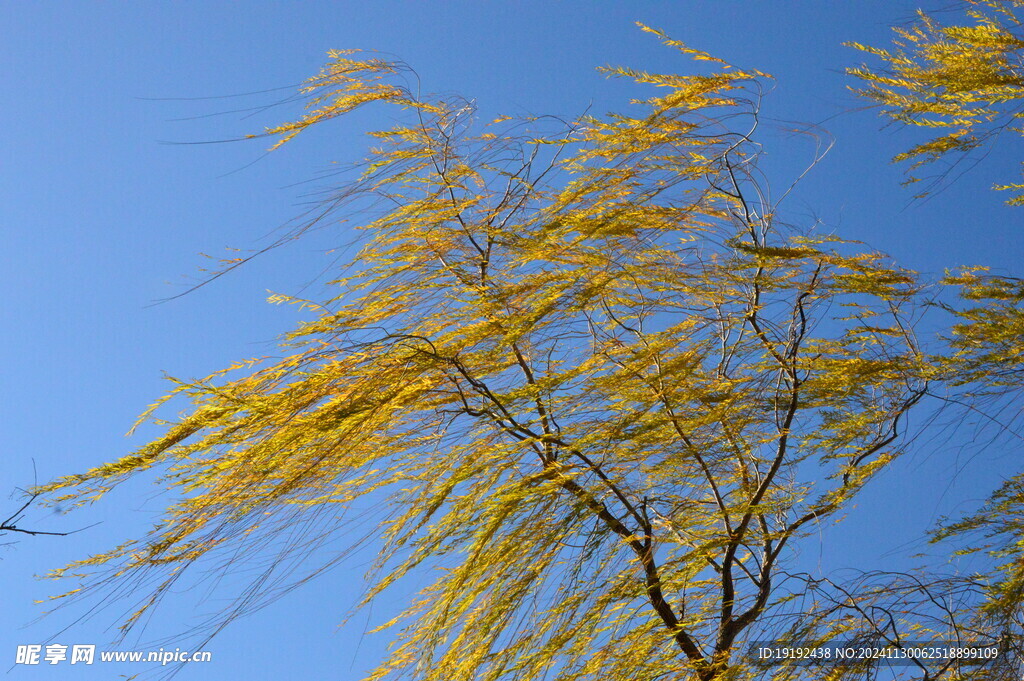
<box><xmin>2</xmin><ymin>2</ymin><xmax>1022</xmax><ymax>679</ymax></box>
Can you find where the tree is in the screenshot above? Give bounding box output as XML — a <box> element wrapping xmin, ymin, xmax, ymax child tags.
<box><xmin>35</xmin><ymin>25</ymin><xmax>1016</xmax><ymax>681</ymax></box>
<box><xmin>847</xmin><ymin>0</ymin><xmax>1024</xmax><ymax>204</ymax></box>
<box><xmin>852</xmin><ymin>2</ymin><xmax>1024</xmax><ymax>659</ymax></box>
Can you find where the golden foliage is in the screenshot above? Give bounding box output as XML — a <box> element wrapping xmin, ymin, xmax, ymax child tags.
<box><xmin>37</xmin><ymin>25</ymin><xmax>1014</xmax><ymax>681</ymax></box>
<box><xmin>848</xmin><ymin>0</ymin><xmax>1024</xmax><ymax>203</ymax></box>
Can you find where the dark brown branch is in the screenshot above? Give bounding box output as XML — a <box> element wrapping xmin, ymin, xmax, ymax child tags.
<box><xmin>446</xmin><ymin>354</ymin><xmax>710</xmax><ymax>672</ymax></box>
<box><xmin>1</xmin><ymin>492</ymin><xmax>68</xmax><ymax>538</ymax></box>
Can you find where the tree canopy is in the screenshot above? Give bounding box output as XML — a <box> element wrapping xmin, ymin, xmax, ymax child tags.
<box><xmin>852</xmin><ymin>2</ymin><xmax>1024</xmax><ymax>655</ymax></box>
<box><xmin>33</xmin><ymin>19</ymin><xmax>1024</xmax><ymax>681</ymax></box>
<box><xmin>848</xmin><ymin>0</ymin><xmax>1024</xmax><ymax>203</ymax></box>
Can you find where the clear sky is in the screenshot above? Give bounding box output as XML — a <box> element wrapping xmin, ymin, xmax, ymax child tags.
<box><xmin>2</xmin><ymin>2</ymin><xmax>1022</xmax><ymax>679</ymax></box>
